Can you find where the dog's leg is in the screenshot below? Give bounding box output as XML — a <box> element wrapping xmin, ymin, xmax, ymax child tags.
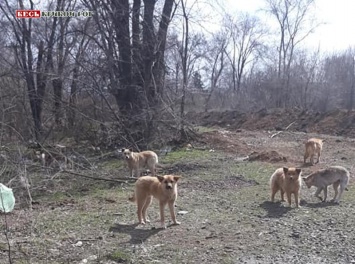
<box><xmin>336</xmin><ymin>182</ymin><xmax>347</xmax><ymax>203</ymax></box>
<box><xmin>280</xmin><ymin>189</ymin><xmax>285</xmax><ymax>202</ymax></box>
<box><xmin>286</xmin><ymin>191</ymin><xmax>292</xmax><ymax>207</ymax></box>
<box><xmin>147</xmin><ymin>164</ymin><xmax>155</xmax><ymax>176</ymax></box>
<box><xmin>331</xmin><ymin>181</ymin><xmax>340</xmax><ymax>202</ymax></box>
<box><xmin>271</xmin><ymin>187</ymin><xmax>277</xmax><ymax>202</ymax></box>
<box><xmin>129</xmin><ymin>166</ymin><xmax>134</xmax><ymax>178</ymax></box>
<box><xmin>322</xmin><ymin>186</ymin><xmax>328</xmax><ymax>202</ymax></box>
<box><xmin>303</xmin><ymin>153</ymin><xmax>307</xmax><ymax>164</ymax></box>
<box><xmin>159</xmin><ymin>201</ymin><xmax>167</xmax><ymax>229</ymax></box>
<box><xmin>314</xmin><ymin>187</ymin><xmax>323</xmax><ymax>201</ymax></box>
<box><xmin>316</xmin><ymin>151</ymin><xmax>321</xmax><ymax>164</ymax></box>
<box><xmin>142</xmin><ymin>196</ymin><xmax>153</xmax><ymax>223</ymax></box>
<box><xmin>310</xmin><ymin>154</ymin><xmax>315</xmax><ymax>165</ymax></box>
<box><xmin>137</xmin><ymin>199</ymin><xmax>146</xmax><ymax>224</ymax></box>
<box><xmin>168</xmin><ymin>201</ymin><xmax>180</xmax><ymax>225</ymax></box>
<box><xmin>294</xmin><ymin>192</ymin><xmax>300</xmax><ymax>208</ymax></box>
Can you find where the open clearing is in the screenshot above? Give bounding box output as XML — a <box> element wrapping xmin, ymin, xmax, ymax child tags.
<box><xmin>1</xmin><ymin>125</ymin><xmax>355</xmax><ymax>263</ymax></box>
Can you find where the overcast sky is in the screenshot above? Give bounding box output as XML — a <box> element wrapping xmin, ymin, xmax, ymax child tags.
<box><xmin>222</xmin><ymin>0</ymin><xmax>355</xmax><ymax>53</ymax></box>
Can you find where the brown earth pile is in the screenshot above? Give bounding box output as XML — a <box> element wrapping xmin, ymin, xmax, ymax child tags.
<box><xmin>187</xmin><ymin>108</ymin><xmax>355</xmax><ymax>137</ymax></box>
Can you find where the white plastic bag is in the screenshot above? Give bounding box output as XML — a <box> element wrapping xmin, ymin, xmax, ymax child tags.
<box><xmin>0</xmin><ymin>183</ymin><xmax>15</xmax><ymax>213</ymax></box>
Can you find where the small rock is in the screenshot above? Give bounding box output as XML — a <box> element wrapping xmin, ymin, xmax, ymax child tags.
<box><xmin>87</xmin><ymin>255</ymin><xmax>97</xmax><ymax>261</ymax></box>
<box><xmin>178</xmin><ymin>210</ymin><xmax>188</xmax><ymax>215</ymax></box>
<box><xmin>291</xmin><ymin>232</ymin><xmax>300</xmax><ymax>239</ymax></box>
<box><xmin>74</xmin><ymin>241</ymin><xmax>83</xmax><ymax>247</ymax></box>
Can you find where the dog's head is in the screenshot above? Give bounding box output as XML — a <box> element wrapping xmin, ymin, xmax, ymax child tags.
<box><xmin>302</xmin><ymin>174</ymin><xmax>314</xmax><ymax>188</ymax></box>
<box><xmin>157</xmin><ymin>175</ymin><xmax>181</xmax><ymax>190</ymax></box>
<box><xmin>121</xmin><ymin>148</ymin><xmax>133</xmax><ymax>159</ymax></box>
<box><xmin>283</xmin><ymin>167</ymin><xmax>302</xmax><ymax>181</ymax></box>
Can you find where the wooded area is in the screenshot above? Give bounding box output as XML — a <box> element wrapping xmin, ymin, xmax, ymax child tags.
<box><xmin>0</xmin><ymin>0</ymin><xmax>354</xmax><ymax>148</ymax></box>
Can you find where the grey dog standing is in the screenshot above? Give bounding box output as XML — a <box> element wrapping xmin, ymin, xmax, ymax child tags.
<box><xmin>303</xmin><ymin>166</ymin><xmax>349</xmax><ymax>203</ymax></box>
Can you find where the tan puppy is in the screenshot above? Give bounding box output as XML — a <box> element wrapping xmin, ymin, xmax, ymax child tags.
<box><xmin>129</xmin><ymin>175</ymin><xmax>181</xmax><ymax>229</ymax></box>
<box><xmin>122</xmin><ymin>148</ymin><xmax>158</xmax><ymax>177</ymax></box>
<box><xmin>303</xmin><ymin>166</ymin><xmax>349</xmax><ymax>203</ymax></box>
<box><xmin>304</xmin><ymin>138</ymin><xmax>324</xmax><ymax>165</ymax></box>
<box><xmin>270</xmin><ymin>167</ymin><xmax>302</xmax><ymax>208</ymax></box>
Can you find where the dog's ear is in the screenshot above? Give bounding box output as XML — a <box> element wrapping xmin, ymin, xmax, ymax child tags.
<box><xmin>121</xmin><ymin>148</ymin><xmax>125</xmax><ymax>152</ymax></box>
<box><xmin>157</xmin><ymin>175</ymin><xmax>165</xmax><ymax>182</ymax></box>
<box><xmin>296</xmin><ymin>168</ymin><xmax>302</xmax><ymax>175</ymax></box>
<box><xmin>283</xmin><ymin>167</ymin><xmax>289</xmax><ymax>174</ymax></box>
<box><xmin>173</xmin><ymin>175</ymin><xmax>182</xmax><ymax>182</ymax></box>
<box><xmin>129</xmin><ymin>148</ymin><xmax>133</xmax><ymax>152</ymax></box>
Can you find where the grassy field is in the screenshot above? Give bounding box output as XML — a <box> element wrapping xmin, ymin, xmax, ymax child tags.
<box><xmin>1</xmin><ymin>128</ymin><xmax>355</xmax><ymax>263</ymax></box>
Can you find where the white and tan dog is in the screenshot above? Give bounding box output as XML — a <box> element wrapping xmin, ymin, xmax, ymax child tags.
<box><xmin>304</xmin><ymin>138</ymin><xmax>324</xmax><ymax>165</ymax></box>
<box><xmin>303</xmin><ymin>166</ymin><xmax>349</xmax><ymax>203</ymax></box>
<box><xmin>129</xmin><ymin>175</ymin><xmax>181</xmax><ymax>229</ymax></box>
<box><xmin>121</xmin><ymin>148</ymin><xmax>158</xmax><ymax>177</ymax></box>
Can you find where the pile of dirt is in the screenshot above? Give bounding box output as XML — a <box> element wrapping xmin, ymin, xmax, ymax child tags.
<box><xmin>248</xmin><ymin>150</ymin><xmax>287</xmax><ymax>163</ymax></box>
<box><xmin>200</xmin><ymin>130</ymin><xmax>252</xmax><ymax>154</ymax></box>
<box><xmin>187</xmin><ymin>108</ymin><xmax>355</xmax><ymax>138</ymax></box>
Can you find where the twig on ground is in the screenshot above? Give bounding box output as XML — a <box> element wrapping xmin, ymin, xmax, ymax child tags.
<box><xmin>60</xmin><ymin>170</ymin><xmax>136</xmax><ymax>183</ymax></box>
<box><xmin>270</xmin><ymin>121</ymin><xmax>296</xmax><ymax>138</ymax></box>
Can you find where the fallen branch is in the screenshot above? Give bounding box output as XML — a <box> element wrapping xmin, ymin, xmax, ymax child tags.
<box><xmin>270</xmin><ymin>121</ymin><xmax>296</xmax><ymax>138</ymax></box>
<box><xmin>60</xmin><ymin>170</ymin><xmax>136</xmax><ymax>183</ymax></box>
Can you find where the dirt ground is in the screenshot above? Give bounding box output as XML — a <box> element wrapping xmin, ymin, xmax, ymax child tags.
<box><xmin>2</xmin><ymin>111</ymin><xmax>355</xmax><ymax>263</ymax></box>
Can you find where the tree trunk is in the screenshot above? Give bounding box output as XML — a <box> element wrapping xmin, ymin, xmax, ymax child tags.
<box><xmin>68</xmin><ymin>66</ymin><xmax>78</xmax><ymax>128</ymax></box>
<box><xmin>111</xmin><ymin>0</ymin><xmax>136</xmax><ymax>114</ymax></box>
<box><xmin>142</xmin><ymin>0</ymin><xmax>156</xmax><ymax>103</ymax></box>
<box><xmin>132</xmin><ymin>0</ymin><xmax>143</xmax><ymax>87</ymax></box>
<box><xmin>153</xmin><ymin>0</ymin><xmax>175</xmax><ymax>99</ymax></box>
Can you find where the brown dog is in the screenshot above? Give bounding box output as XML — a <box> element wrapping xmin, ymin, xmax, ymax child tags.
<box><xmin>304</xmin><ymin>138</ymin><xmax>324</xmax><ymax>165</ymax></box>
<box><xmin>122</xmin><ymin>148</ymin><xmax>158</xmax><ymax>177</ymax></box>
<box><xmin>270</xmin><ymin>167</ymin><xmax>302</xmax><ymax>208</ymax></box>
<box><xmin>129</xmin><ymin>175</ymin><xmax>181</xmax><ymax>228</ymax></box>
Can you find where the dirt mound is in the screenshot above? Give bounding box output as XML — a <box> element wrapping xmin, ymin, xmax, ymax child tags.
<box><xmin>187</xmin><ymin>108</ymin><xmax>355</xmax><ymax>138</ymax></box>
<box><xmin>248</xmin><ymin>150</ymin><xmax>287</xmax><ymax>163</ymax></box>
<box><xmin>201</xmin><ymin>130</ymin><xmax>252</xmax><ymax>154</ymax></box>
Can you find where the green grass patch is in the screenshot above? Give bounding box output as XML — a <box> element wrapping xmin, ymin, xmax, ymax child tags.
<box><xmin>229</xmin><ymin>161</ymin><xmax>276</xmax><ymax>184</ymax></box>
<box><xmin>100</xmin><ymin>158</ymin><xmax>124</xmax><ymax>170</ymax></box>
<box><xmin>89</xmin><ymin>185</ymin><xmax>127</xmax><ymax>200</ymax></box>
<box><xmin>161</xmin><ymin>149</ymin><xmax>213</xmax><ymax>164</ymax></box>
<box><xmin>107</xmin><ymin>249</ymin><xmax>131</xmax><ymax>263</ymax></box>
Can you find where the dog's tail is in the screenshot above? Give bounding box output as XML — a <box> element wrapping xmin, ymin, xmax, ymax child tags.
<box><xmin>128</xmin><ymin>193</ymin><xmax>136</xmax><ymax>202</ymax></box>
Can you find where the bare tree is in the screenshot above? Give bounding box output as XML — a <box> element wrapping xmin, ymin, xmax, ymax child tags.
<box><xmin>224</xmin><ymin>13</ymin><xmax>266</xmax><ymax>92</ymax></box>
<box><xmin>321</xmin><ymin>50</ymin><xmax>355</xmax><ymax>111</ymax></box>
<box><xmin>265</xmin><ymin>0</ymin><xmax>317</xmax><ymax>107</ymax></box>
<box><xmin>82</xmin><ymin>0</ymin><xmax>177</xmax><ymax>146</ymax></box>
<box><xmin>204</xmin><ymin>32</ymin><xmax>228</xmax><ymax>112</ymax></box>
<box><xmin>0</xmin><ymin>0</ymin><xmax>63</xmax><ymax>139</ymax></box>
<box><xmin>179</xmin><ymin>0</ymin><xmax>189</xmax><ymax>139</ymax></box>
